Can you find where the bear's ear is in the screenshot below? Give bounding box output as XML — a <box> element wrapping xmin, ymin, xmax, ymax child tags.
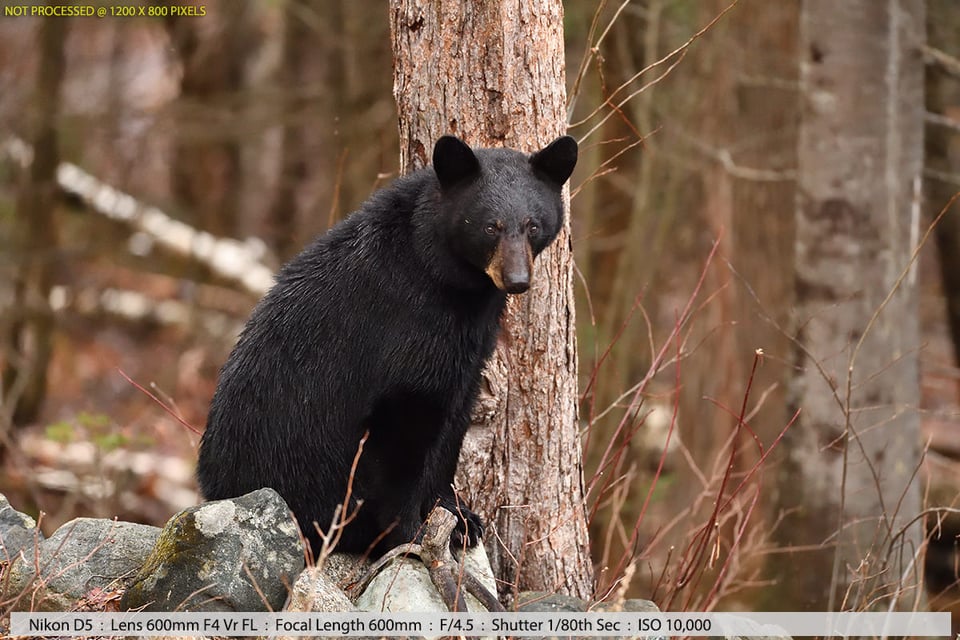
<box><xmin>433</xmin><ymin>135</ymin><xmax>481</xmax><ymax>190</ymax></box>
<box><xmin>530</xmin><ymin>135</ymin><xmax>578</xmax><ymax>186</ymax></box>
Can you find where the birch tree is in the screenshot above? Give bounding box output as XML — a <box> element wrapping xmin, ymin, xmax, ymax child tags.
<box><xmin>773</xmin><ymin>0</ymin><xmax>926</xmax><ymax>611</ymax></box>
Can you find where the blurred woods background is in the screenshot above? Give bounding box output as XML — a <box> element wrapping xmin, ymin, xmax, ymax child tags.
<box><xmin>2</xmin><ymin>0</ymin><xmax>960</xmax><ymax>618</ymax></box>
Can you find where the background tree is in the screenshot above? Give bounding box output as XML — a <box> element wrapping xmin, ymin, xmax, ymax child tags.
<box><xmin>920</xmin><ymin>0</ymin><xmax>960</xmax><ymax>618</ymax></box>
<box><xmin>2</xmin><ymin>9</ymin><xmax>66</xmax><ymax>429</ymax></box>
<box><xmin>164</xmin><ymin>3</ymin><xmax>249</xmax><ymax>239</ymax></box>
<box><xmin>390</xmin><ymin>0</ymin><xmax>593</xmax><ymax>599</ymax></box>
<box><xmin>928</xmin><ymin>2</ymin><xmax>960</xmax><ymax>376</ymax></box>
<box><xmin>772</xmin><ymin>0</ymin><xmax>926</xmax><ymax>610</ymax></box>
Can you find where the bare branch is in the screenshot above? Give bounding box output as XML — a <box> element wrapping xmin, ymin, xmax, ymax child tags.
<box><xmin>921</xmin><ymin>43</ymin><xmax>960</xmax><ymax>78</ymax></box>
<box><xmin>925</xmin><ymin>110</ymin><xmax>960</xmax><ymax>133</ymax></box>
<box><xmin>2</xmin><ymin>137</ymin><xmax>275</xmax><ymax>297</ymax></box>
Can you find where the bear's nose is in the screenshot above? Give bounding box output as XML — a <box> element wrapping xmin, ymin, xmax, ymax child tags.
<box><xmin>504</xmin><ymin>278</ymin><xmax>529</xmax><ymax>294</ymax></box>
<box><xmin>493</xmin><ymin>235</ymin><xmax>533</xmax><ymax>294</ymax></box>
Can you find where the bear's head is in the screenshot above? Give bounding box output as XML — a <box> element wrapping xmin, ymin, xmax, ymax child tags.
<box><xmin>432</xmin><ymin>135</ymin><xmax>577</xmax><ymax>294</ymax></box>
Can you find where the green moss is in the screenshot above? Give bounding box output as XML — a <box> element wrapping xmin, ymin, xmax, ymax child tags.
<box><xmin>44</xmin><ymin>420</ymin><xmax>75</xmax><ymax>443</ymax></box>
<box><xmin>44</xmin><ymin>412</ymin><xmax>128</xmax><ymax>451</ymax></box>
<box><xmin>122</xmin><ymin>510</ymin><xmax>210</xmax><ymax>608</ymax></box>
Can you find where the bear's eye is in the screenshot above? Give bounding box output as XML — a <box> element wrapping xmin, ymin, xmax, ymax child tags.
<box><xmin>484</xmin><ymin>223</ymin><xmax>499</xmax><ymax>236</ymax></box>
<box><xmin>527</xmin><ymin>221</ymin><xmax>540</xmax><ymax>235</ymax></box>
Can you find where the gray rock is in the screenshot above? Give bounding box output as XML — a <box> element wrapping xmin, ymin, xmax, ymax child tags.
<box><xmin>4</xmin><ymin>517</ymin><xmax>160</xmax><ymax>611</ymax></box>
<box><xmin>521</xmin><ymin>594</ymin><xmax>669</xmax><ymax>640</ymax></box>
<box><xmin>284</xmin><ymin>566</ymin><xmax>357</xmax><ymax>612</ymax></box>
<box><xmin>709</xmin><ymin>614</ymin><xmax>792</xmax><ymax>640</ymax></box>
<box><xmin>0</xmin><ymin>493</ymin><xmax>43</xmax><ymax>562</ymax></box>
<box><xmin>354</xmin><ymin>543</ymin><xmax>497</xmax><ymax>612</ymax></box>
<box><xmin>120</xmin><ymin>488</ymin><xmax>304</xmax><ymax>612</ymax></box>
<box><xmin>620</xmin><ymin>598</ymin><xmax>662</xmax><ymax>614</ymax></box>
<box><xmin>622</xmin><ymin>600</ymin><xmax>669</xmax><ymax>640</ymax></box>
<box><xmin>513</xmin><ymin>592</ymin><xmax>588</xmax><ymax>640</ymax></box>
<box><xmin>516</xmin><ymin>590</ymin><xmax>588</xmax><ymax>612</ymax></box>
<box><xmin>321</xmin><ymin>552</ymin><xmax>374</xmax><ymax>591</ymax></box>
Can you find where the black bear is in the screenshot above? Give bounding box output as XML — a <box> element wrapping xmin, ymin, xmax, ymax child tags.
<box><xmin>197</xmin><ymin>134</ymin><xmax>577</xmax><ymax>557</ymax></box>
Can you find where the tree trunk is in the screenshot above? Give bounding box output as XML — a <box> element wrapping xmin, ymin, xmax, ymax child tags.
<box><xmin>165</xmin><ymin>2</ymin><xmax>248</xmax><ymax>237</ymax></box>
<box><xmin>390</xmin><ymin>0</ymin><xmax>593</xmax><ymax>599</ymax></box>
<box><xmin>267</xmin><ymin>0</ymin><xmax>313</xmax><ymax>259</ymax></box>
<box><xmin>926</xmin><ymin>1</ymin><xmax>960</xmax><ymax>381</ymax></box>
<box><xmin>922</xmin><ymin>1</ymin><xmax>960</xmax><ymax>622</ymax></box>
<box><xmin>774</xmin><ymin>0</ymin><xmax>925</xmax><ymax>612</ymax></box>
<box><xmin>2</xmin><ymin>11</ymin><xmax>66</xmax><ymax>427</ymax></box>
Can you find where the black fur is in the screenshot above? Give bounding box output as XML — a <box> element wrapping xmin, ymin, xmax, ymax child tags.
<box><xmin>197</xmin><ymin>136</ymin><xmax>577</xmax><ymax>557</ymax></box>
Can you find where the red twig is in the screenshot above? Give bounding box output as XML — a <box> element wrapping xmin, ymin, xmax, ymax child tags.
<box><xmin>116</xmin><ymin>368</ymin><xmax>201</xmax><ymax>435</ymax></box>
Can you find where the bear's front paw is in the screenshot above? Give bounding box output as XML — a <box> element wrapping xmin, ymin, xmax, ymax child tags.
<box><xmin>438</xmin><ymin>498</ymin><xmax>484</xmax><ymax>551</ymax></box>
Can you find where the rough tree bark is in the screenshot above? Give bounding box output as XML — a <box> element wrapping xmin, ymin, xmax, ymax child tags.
<box><xmin>390</xmin><ymin>0</ymin><xmax>593</xmax><ymax>599</ymax></box>
<box><xmin>774</xmin><ymin>0</ymin><xmax>925</xmax><ymax>612</ymax></box>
